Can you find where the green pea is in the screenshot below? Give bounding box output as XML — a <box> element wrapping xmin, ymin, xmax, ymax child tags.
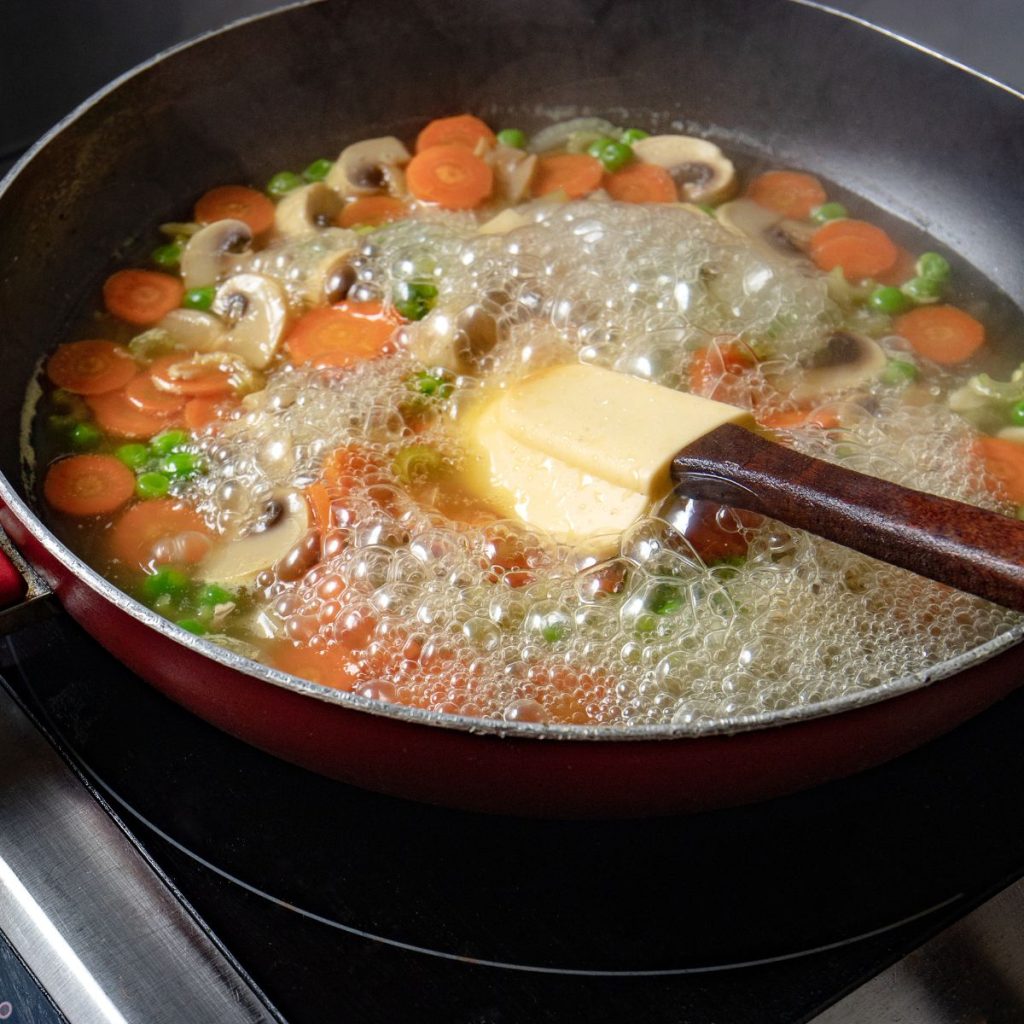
<box><xmin>541</xmin><ymin>623</ymin><xmax>567</xmax><ymax>644</ymax></box>
<box><xmin>136</xmin><ymin>472</ymin><xmax>170</xmax><ymax>500</ymax></box>
<box><xmin>302</xmin><ymin>158</ymin><xmax>333</xmax><ymax>182</ymax></box>
<box><xmin>811</xmin><ymin>202</ymin><xmax>848</xmax><ymax>223</ymax></box>
<box><xmin>407</xmin><ymin>369</ymin><xmax>453</xmax><ymax>399</ymax></box>
<box><xmin>496</xmin><ymin>128</ymin><xmax>527</xmax><ymax>149</ymax></box>
<box><xmin>267</xmin><ymin>170</ymin><xmax>303</xmax><ymax>196</ymax></box>
<box><xmin>393</xmin><ymin>281</ymin><xmax>438</xmax><ymax>322</ymax></box>
<box><xmin>868</xmin><ymin>285</ymin><xmax>910</xmax><ymax>316</ymax></box>
<box><xmin>393</xmin><ymin>444</ymin><xmax>444</xmax><ymax>485</ymax></box>
<box><xmin>648</xmin><ymin>582</ymin><xmax>684</xmax><ymax>616</ymax></box>
<box><xmin>177</xmin><ymin>618</ymin><xmax>208</xmax><ymax>636</ymax></box>
<box><xmin>1009</xmin><ymin>400</ymin><xmax>1024</xmax><ymax>426</ymax></box>
<box><xmin>151</xmin><ymin>242</ymin><xmax>183</xmax><ymax>269</ymax></box>
<box><xmin>183</xmin><ymin>285</ymin><xmax>215</xmax><ymax>311</ymax></box>
<box><xmin>142</xmin><ymin>567</ymin><xmax>189</xmax><ymax>601</ymax></box>
<box><xmin>160</xmin><ymin>451</ymin><xmax>203</xmax><ymax>478</ymax></box>
<box><xmin>620</xmin><ymin>128</ymin><xmax>649</xmax><ymax>144</ymax></box>
<box><xmin>916</xmin><ymin>251</ymin><xmax>950</xmax><ymax>284</ymax></box>
<box><xmin>902</xmin><ymin>276</ymin><xmax>942</xmax><ymax>304</ymax></box>
<box><xmin>115</xmin><ymin>443</ymin><xmax>150</xmax><ymax>469</ymax></box>
<box><xmin>588</xmin><ymin>139</ymin><xmax>633</xmax><ymax>173</ymax></box>
<box><xmin>881</xmin><ymin>359</ymin><xmax>918</xmax><ymax>386</ymax></box>
<box><xmin>70</xmin><ymin>422</ymin><xmax>102</xmax><ymax>449</ymax></box>
<box><xmin>150</xmin><ymin>430</ymin><xmax>188</xmax><ymax>456</ymax></box>
<box><xmin>196</xmin><ymin>584</ymin><xmax>234</xmax><ymax>607</ymax></box>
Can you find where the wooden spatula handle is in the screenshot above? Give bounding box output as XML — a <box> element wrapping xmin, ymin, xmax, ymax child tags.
<box><xmin>671</xmin><ymin>423</ymin><xmax>1024</xmax><ymax>612</ymax></box>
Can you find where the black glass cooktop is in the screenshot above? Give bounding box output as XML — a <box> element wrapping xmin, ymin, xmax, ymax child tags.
<box><xmin>4</xmin><ymin>613</ymin><xmax>1024</xmax><ymax>1022</ymax></box>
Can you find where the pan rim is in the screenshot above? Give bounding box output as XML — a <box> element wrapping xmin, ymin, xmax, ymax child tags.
<box><xmin>2</xmin><ymin>0</ymin><xmax>1023</xmax><ymax>743</ymax></box>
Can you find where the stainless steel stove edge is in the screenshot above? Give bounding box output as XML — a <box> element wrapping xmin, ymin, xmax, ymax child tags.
<box><xmin>0</xmin><ymin>677</ymin><xmax>281</xmax><ymax>1024</ymax></box>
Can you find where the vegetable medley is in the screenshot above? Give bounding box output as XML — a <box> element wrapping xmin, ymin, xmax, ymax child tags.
<box><xmin>31</xmin><ymin>112</ymin><xmax>1024</xmax><ymax>728</ymax></box>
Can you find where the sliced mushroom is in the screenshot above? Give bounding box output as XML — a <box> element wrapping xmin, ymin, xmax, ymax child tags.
<box><xmin>408</xmin><ymin>303</ymin><xmax>503</xmax><ymax>372</ymax></box>
<box><xmin>632</xmin><ymin>135</ymin><xmax>737</xmax><ymax>204</ymax></box>
<box><xmin>326</xmin><ymin>136</ymin><xmax>411</xmax><ymax>197</ymax></box>
<box><xmin>489</xmin><ymin>143</ymin><xmax>538</xmax><ymax>204</ymax></box>
<box><xmin>302</xmin><ymin>248</ymin><xmax>358</xmax><ymax>305</ymax></box>
<box><xmin>212</xmin><ymin>273</ymin><xmax>289</xmax><ymax>369</ymax></box>
<box><xmin>180</xmin><ymin>218</ymin><xmax>253</xmax><ymax>290</ymax></box>
<box><xmin>788</xmin><ymin>331</ymin><xmax>887</xmax><ymax>400</ymax></box>
<box><xmin>274</xmin><ymin>183</ymin><xmax>344</xmax><ymax>237</ymax></box>
<box><xmin>157</xmin><ymin>308</ymin><xmax>225</xmax><ymax>353</ymax></box>
<box><xmin>716</xmin><ymin>199</ymin><xmax>812</xmax><ymax>263</ymax></box>
<box><xmin>198</xmin><ymin>490</ymin><xmax>310</xmax><ymax>586</ymax></box>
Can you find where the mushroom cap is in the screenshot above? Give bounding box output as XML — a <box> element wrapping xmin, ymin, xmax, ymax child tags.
<box><xmin>157</xmin><ymin>308</ymin><xmax>225</xmax><ymax>352</ymax></box>
<box><xmin>326</xmin><ymin>136</ymin><xmax>411</xmax><ymax>197</ymax></box>
<box><xmin>212</xmin><ymin>273</ymin><xmax>290</xmax><ymax>369</ymax></box>
<box><xmin>180</xmin><ymin>218</ymin><xmax>253</xmax><ymax>291</ymax></box>
<box><xmin>198</xmin><ymin>490</ymin><xmax>310</xmax><ymax>586</ymax></box>
<box><xmin>716</xmin><ymin>198</ymin><xmax>812</xmax><ymax>263</ymax></box>
<box><xmin>274</xmin><ymin>183</ymin><xmax>344</xmax><ymax>238</ymax></box>
<box><xmin>789</xmin><ymin>330</ymin><xmax>888</xmax><ymax>400</ymax></box>
<box><xmin>632</xmin><ymin>135</ymin><xmax>737</xmax><ymax>204</ymax></box>
<box><xmin>302</xmin><ymin>249</ymin><xmax>357</xmax><ymax>306</ymax></box>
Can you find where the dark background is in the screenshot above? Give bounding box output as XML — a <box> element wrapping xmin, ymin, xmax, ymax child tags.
<box><xmin>1</xmin><ymin>0</ymin><xmax>1023</xmax><ymax>167</ymax></box>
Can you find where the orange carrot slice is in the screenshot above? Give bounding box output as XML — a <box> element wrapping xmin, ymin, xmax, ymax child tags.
<box><xmin>338</xmin><ymin>195</ymin><xmax>408</xmax><ymax>228</ymax></box>
<box><xmin>183</xmin><ymin>395</ymin><xmax>239</xmax><ymax>432</ymax></box>
<box><xmin>689</xmin><ymin>341</ymin><xmax>756</xmax><ymax>402</ymax></box>
<box><xmin>406</xmin><ymin>144</ymin><xmax>494</xmax><ymax>209</ymax></box>
<box><xmin>124</xmin><ymin>373</ymin><xmax>186</xmax><ymax>416</ymax></box>
<box><xmin>271</xmin><ymin>642</ymin><xmax>365</xmax><ymax>691</ymax></box>
<box><xmin>603</xmin><ymin>163</ymin><xmax>677</xmax><ymax>204</ymax></box>
<box><xmin>747</xmin><ymin>170</ymin><xmax>827</xmax><ymax>219</ymax></box>
<box><xmin>194</xmin><ymin>185</ymin><xmax>275</xmax><ymax>235</ymax></box>
<box><xmin>809</xmin><ymin>219</ymin><xmax>899</xmax><ymax>280</ymax></box>
<box><xmin>43</xmin><ymin>454</ymin><xmax>135</xmax><ymax>517</ymax></box>
<box><xmin>148</xmin><ymin>354</ymin><xmax>234</xmax><ymax>398</ymax></box>
<box><xmin>103</xmin><ymin>270</ymin><xmax>184</xmax><ymax>326</ymax></box>
<box><xmin>108</xmin><ymin>499</ymin><xmax>210</xmax><ymax>569</ymax></box>
<box><xmin>893</xmin><ymin>305</ymin><xmax>985</xmax><ymax>365</ymax></box>
<box><xmin>975</xmin><ymin>436</ymin><xmax>1024</xmax><ymax>504</ymax></box>
<box><xmin>531</xmin><ymin>153</ymin><xmax>603</xmax><ymax>199</ymax></box>
<box><xmin>759</xmin><ymin>407</ymin><xmax>840</xmax><ymax>430</ymax></box>
<box><xmin>46</xmin><ymin>340</ymin><xmax>137</xmax><ymax>395</ymax></box>
<box><xmin>415</xmin><ymin>114</ymin><xmax>496</xmax><ymax>153</ymax></box>
<box><xmin>87</xmin><ymin>390</ymin><xmax>178</xmax><ymax>439</ymax></box>
<box><xmin>285</xmin><ymin>302</ymin><xmax>399</xmax><ymax>368</ymax></box>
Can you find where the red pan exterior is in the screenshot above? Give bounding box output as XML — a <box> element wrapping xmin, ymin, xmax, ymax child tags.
<box><xmin>3</xmin><ymin>0</ymin><xmax>1024</xmax><ymax>817</ymax></box>
<box><xmin>8</xmin><ymin>505</ymin><xmax>1024</xmax><ymax>817</ymax></box>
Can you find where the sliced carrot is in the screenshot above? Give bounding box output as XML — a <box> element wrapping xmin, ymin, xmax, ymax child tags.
<box><xmin>531</xmin><ymin>153</ymin><xmax>603</xmax><ymax>199</ymax></box>
<box><xmin>415</xmin><ymin>114</ymin><xmax>496</xmax><ymax>153</ymax></box>
<box><xmin>759</xmin><ymin>407</ymin><xmax>840</xmax><ymax>430</ymax></box>
<box><xmin>893</xmin><ymin>305</ymin><xmax>985</xmax><ymax>365</ymax></box>
<box><xmin>689</xmin><ymin>341</ymin><xmax>756</xmax><ymax>403</ymax></box>
<box><xmin>809</xmin><ymin>219</ymin><xmax>899</xmax><ymax>280</ymax></box>
<box><xmin>148</xmin><ymin>354</ymin><xmax>234</xmax><ymax>398</ymax></box>
<box><xmin>46</xmin><ymin>340</ymin><xmax>137</xmax><ymax>395</ymax></box>
<box><xmin>87</xmin><ymin>390</ymin><xmax>178</xmax><ymax>439</ymax></box>
<box><xmin>43</xmin><ymin>454</ymin><xmax>135</xmax><ymax>517</ymax></box>
<box><xmin>304</xmin><ymin>481</ymin><xmax>333</xmax><ymax>532</ymax></box>
<box><xmin>103</xmin><ymin>270</ymin><xmax>184</xmax><ymax>326</ymax></box>
<box><xmin>875</xmin><ymin>246</ymin><xmax>917</xmax><ymax>287</ymax></box>
<box><xmin>125</xmin><ymin>373</ymin><xmax>186</xmax><ymax>416</ymax></box>
<box><xmin>285</xmin><ymin>301</ymin><xmax>400</xmax><ymax>368</ymax></box>
<box><xmin>406</xmin><ymin>144</ymin><xmax>493</xmax><ymax>209</ymax></box>
<box><xmin>603</xmin><ymin>163</ymin><xmax>677</xmax><ymax>204</ymax></box>
<box><xmin>194</xmin><ymin>185</ymin><xmax>275</xmax><ymax>235</ymax></box>
<box><xmin>338</xmin><ymin>195</ymin><xmax>408</xmax><ymax>228</ymax></box>
<box><xmin>975</xmin><ymin>436</ymin><xmax>1024</xmax><ymax>504</ymax></box>
<box><xmin>271</xmin><ymin>643</ymin><xmax>365</xmax><ymax>691</ymax></box>
<box><xmin>183</xmin><ymin>395</ymin><xmax>239</xmax><ymax>432</ymax></box>
<box><xmin>746</xmin><ymin>170</ymin><xmax>827</xmax><ymax>219</ymax></box>
<box><xmin>108</xmin><ymin>499</ymin><xmax>211</xmax><ymax>570</ymax></box>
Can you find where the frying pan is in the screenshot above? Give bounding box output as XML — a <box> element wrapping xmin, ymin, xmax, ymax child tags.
<box><xmin>1</xmin><ymin>0</ymin><xmax>1023</xmax><ymax>817</ymax></box>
